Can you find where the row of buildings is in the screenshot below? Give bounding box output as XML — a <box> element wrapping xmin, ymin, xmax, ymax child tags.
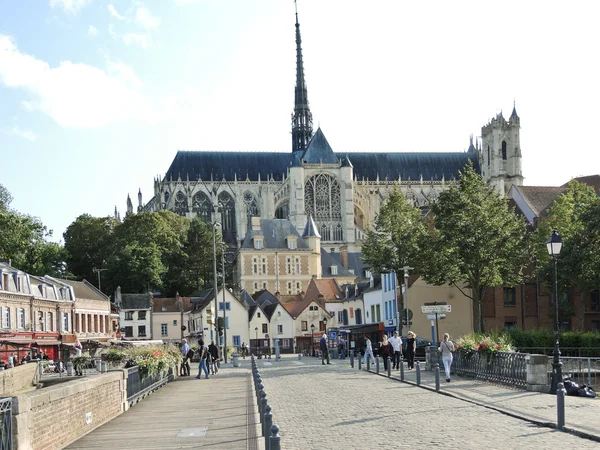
<box><xmin>0</xmin><ymin>261</ymin><xmax>118</xmax><ymax>364</ymax></box>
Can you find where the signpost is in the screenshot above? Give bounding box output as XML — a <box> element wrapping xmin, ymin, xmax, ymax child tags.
<box><xmin>422</xmin><ymin>302</ymin><xmax>451</xmax><ymax>344</ymax></box>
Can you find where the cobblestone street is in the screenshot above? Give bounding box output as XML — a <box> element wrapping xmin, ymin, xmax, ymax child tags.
<box><xmin>258</xmin><ymin>357</ymin><xmax>591</xmax><ymax>449</ymax></box>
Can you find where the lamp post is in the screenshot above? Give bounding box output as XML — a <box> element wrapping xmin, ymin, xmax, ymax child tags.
<box><xmin>92</xmin><ymin>267</ymin><xmax>107</xmax><ymax>292</ymax></box>
<box><xmin>547</xmin><ymin>229</ymin><xmax>563</xmax><ymax>394</ymax></box>
<box><xmin>403</xmin><ymin>266</ymin><xmax>413</xmax><ymax>334</ymax></box>
<box><xmin>310</xmin><ymin>324</ymin><xmax>315</xmax><ymax>356</ymax></box>
<box><xmin>212</xmin><ymin>221</ymin><xmax>221</xmax><ymax>347</ymax></box>
<box><xmin>255</xmin><ymin>326</ymin><xmax>259</xmax><ymax>357</ymax></box>
<box><xmin>221</xmin><ymin>241</ymin><xmax>228</xmax><ymax>363</ymax></box>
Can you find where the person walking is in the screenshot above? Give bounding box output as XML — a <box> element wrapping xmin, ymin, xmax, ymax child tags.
<box><xmin>195</xmin><ymin>339</ymin><xmax>210</xmax><ymax>379</ymax></box>
<box><xmin>362</xmin><ymin>337</ymin><xmax>376</xmax><ymax>365</ymax></box>
<box><xmin>379</xmin><ymin>335</ymin><xmax>393</xmax><ymax>371</ymax></box>
<box><xmin>406</xmin><ymin>331</ymin><xmax>417</xmax><ymax>370</ymax></box>
<box><xmin>208</xmin><ymin>341</ymin><xmax>219</xmax><ymax>375</ymax></box>
<box><xmin>389</xmin><ymin>331</ymin><xmax>402</xmax><ymax>370</ymax></box>
<box><xmin>180</xmin><ymin>339</ymin><xmax>191</xmax><ymax>377</ymax></box>
<box><xmin>320</xmin><ymin>334</ymin><xmax>331</xmax><ymax>365</ymax></box>
<box><xmin>439</xmin><ymin>333</ymin><xmax>455</xmax><ymax>382</ymax></box>
<box><xmin>241</xmin><ymin>342</ymin><xmax>247</xmax><ymax>359</ymax></box>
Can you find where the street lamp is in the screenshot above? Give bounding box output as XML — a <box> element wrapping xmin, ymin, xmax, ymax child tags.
<box><xmin>212</xmin><ymin>221</ymin><xmax>221</xmax><ymax>348</ymax></box>
<box><xmin>220</xmin><ymin>241</ymin><xmax>228</xmax><ymax>363</ymax></box>
<box><xmin>403</xmin><ymin>266</ymin><xmax>413</xmax><ymax>334</ymax></box>
<box><xmin>310</xmin><ymin>324</ymin><xmax>315</xmax><ymax>356</ymax></box>
<box><xmin>254</xmin><ymin>327</ymin><xmax>259</xmax><ymax>357</ymax></box>
<box><xmin>547</xmin><ymin>229</ymin><xmax>563</xmax><ymax>394</ymax></box>
<box><xmin>323</xmin><ymin>317</ymin><xmax>327</xmax><ymax>330</ymax></box>
<box><xmin>92</xmin><ymin>267</ymin><xmax>107</xmax><ymax>292</ymax></box>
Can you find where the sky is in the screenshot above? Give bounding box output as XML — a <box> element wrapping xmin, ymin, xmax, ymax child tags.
<box><xmin>1</xmin><ymin>0</ymin><xmax>599</xmax><ymax>242</ymax></box>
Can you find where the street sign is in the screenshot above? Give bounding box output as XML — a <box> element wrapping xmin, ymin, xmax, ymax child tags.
<box><xmin>329</xmin><ymin>331</ymin><xmax>337</xmax><ymax>340</ymax></box>
<box><xmin>421</xmin><ymin>305</ymin><xmax>451</xmax><ymax>314</ymax></box>
<box><xmin>427</xmin><ymin>314</ymin><xmax>446</xmax><ymax>320</ymax></box>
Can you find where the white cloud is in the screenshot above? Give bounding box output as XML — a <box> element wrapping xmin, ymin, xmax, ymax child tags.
<box><xmin>0</xmin><ymin>34</ymin><xmax>158</xmax><ymax>128</ymax></box>
<box><xmin>108</xmin><ymin>4</ymin><xmax>125</xmax><ymax>20</ymax></box>
<box><xmin>135</xmin><ymin>6</ymin><xmax>161</xmax><ymax>30</ymax></box>
<box><xmin>87</xmin><ymin>25</ymin><xmax>98</xmax><ymax>37</ymax></box>
<box><xmin>49</xmin><ymin>0</ymin><xmax>93</xmax><ymax>13</ymax></box>
<box><xmin>5</xmin><ymin>126</ymin><xmax>37</xmax><ymax>142</ymax></box>
<box><xmin>122</xmin><ymin>33</ymin><xmax>151</xmax><ymax>49</ymax></box>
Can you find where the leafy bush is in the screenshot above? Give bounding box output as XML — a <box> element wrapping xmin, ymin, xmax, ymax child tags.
<box><xmin>105</xmin><ymin>349</ymin><xmax>127</xmax><ymax>363</ymax></box>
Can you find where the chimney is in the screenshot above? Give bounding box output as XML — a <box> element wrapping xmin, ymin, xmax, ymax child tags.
<box><xmin>251</xmin><ymin>216</ymin><xmax>261</xmax><ymax>232</ymax></box>
<box><xmin>340</xmin><ymin>245</ymin><xmax>348</xmax><ymax>269</ymax></box>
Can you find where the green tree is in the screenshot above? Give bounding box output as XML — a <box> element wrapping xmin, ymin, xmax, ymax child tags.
<box><xmin>420</xmin><ymin>162</ymin><xmax>532</xmax><ymax>332</ymax></box>
<box><xmin>361</xmin><ymin>187</ymin><xmax>426</xmax><ymax>274</ymax></box>
<box><xmin>535</xmin><ymin>181</ymin><xmax>600</xmax><ymax>328</ymax></box>
<box><xmin>106</xmin><ymin>242</ymin><xmax>165</xmax><ymax>293</ymax></box>
<box><xmin>0</xmin><ymin>184</ymin><xmax>13</xmax><ymax>211</ymax></box>
<box><xmin>63</xmin><ymin>214</ymin><xmax>119</xmax><ymax>285</ymax></box>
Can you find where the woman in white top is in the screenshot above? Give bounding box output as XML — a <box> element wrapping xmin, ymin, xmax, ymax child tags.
<box><xmin>363</xmin><ymin>337</ymin><xmax>376</xmax><ymax>365</ymax></box>
<box><xmin>439</xmin><ymin>333</ymin><xmax>455</xmax><ymax>382</ymax></box>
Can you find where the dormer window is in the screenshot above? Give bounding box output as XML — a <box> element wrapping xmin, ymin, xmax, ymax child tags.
<box><xmin>288</xmin><ymin>239</ymin><xmax>296</xmax><ymax>249</ymax></box>
<box><xmin>255</xmin><ymin>239</ymin><xmax>263</xmax><ymax>250</ymax></box>
<box><xmin>331</xmin><ymin>265</ymin><xmax>338</xmax><ymax>275</ymax></box>
<box><xmin>365</xmin><ymin>270</ymin><xmax>372</xmax><ymax>279</ymax></box>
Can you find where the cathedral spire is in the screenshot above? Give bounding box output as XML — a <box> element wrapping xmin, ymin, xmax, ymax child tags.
<box><xmin>291</xmin><ymin>1</ymin><xmax>313</xmax><ymax>156</ymax></box>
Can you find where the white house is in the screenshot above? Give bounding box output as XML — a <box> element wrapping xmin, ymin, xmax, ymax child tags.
<box><xmin>116</xmin><ymin>291</ymin><xmax>152</xmax><ymax>340</ymax></box>
<box><xmin>251</xmin><ymin>290</ymin><xmax>295</xmax><ymax>354</ymax></box>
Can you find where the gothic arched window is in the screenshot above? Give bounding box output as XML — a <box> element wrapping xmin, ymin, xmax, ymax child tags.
<box><xmin>192</xmin><ymin>191</ymin><xmax>212</xmax><ymax>223</ymax></box>
<box><xmin>164</xmin><ymin>191</ymin><xmax>170</xmax><ymax>204</ymax></box>
<box><xmin>218</xmin><ymin>191</ymin><xmax>236</xmax><ymax>233</ymax></box>
<box><xmin>305</xmin><ymin>173</ymin><xmax>342</xmax><ymax>242</ymax></box>
<box><xmin>275</xmin><ymin>202</ymin><xmax>289</xmax><ymax>219</ymax></box>
<box><xmin>502</xmin><ymin>141</ymin><xmax>507</xmax><ymax>160</ymax></box>
<box><xmin>404</xmin><ymin>190</ymin><xmax>417</xmax><ymax>207</ymax></box>
<box><xmin>244</xmin><ymin>192</ymin><xmax>260</xmax><ymax>224</ymax></box>
<box><xmin>174</xmin><ymin>191</ymin><xmax>188</xmax><ymax>216</ymax></box>
<box><xmin>487</xmin><ymin>146</ymin><xmax>490</xmax><ymax>166</ymax></box>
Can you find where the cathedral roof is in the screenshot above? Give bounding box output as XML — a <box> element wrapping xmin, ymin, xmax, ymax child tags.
<box><xmin>301</xmin><ymin>128</ymin><xmax>339</xmax><ymax>164</ymax></box>
<box><xmin>302</xmin><ymin>215</ymin><xmax>320</xmax><ymax>238</ymax></box>
<box><xmin>164</xmin><ymin>149</ymin><xmax>479</xmax><ymax>183</ymax></box>
<box><xmin>240</xmin><ymin>219</ymin><xmax>310</xmax><ymax>250</ymax></box>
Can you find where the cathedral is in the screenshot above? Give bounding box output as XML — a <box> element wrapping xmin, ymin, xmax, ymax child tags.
<box><xmin>126</xmin><ymin>9</ymin><xmax>523</xmax><ymax>253</ymax></box>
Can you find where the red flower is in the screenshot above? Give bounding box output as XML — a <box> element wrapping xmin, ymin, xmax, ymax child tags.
<box><xmin>495</xmin><ymin>344</ymin><xmax>501</xmax><ymax>350</ymax></box>
<box><xmin>480</xmin><ymin>343</ymin><xmax>487</xmax><ymax>350</ymax></box>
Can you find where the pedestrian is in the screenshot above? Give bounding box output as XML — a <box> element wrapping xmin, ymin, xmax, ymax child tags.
<box><xmin>389</xmin><ymin>331</ymin><xmax>402</xmax><ymax>370</ymax></box>
<box><xmin>338</xmin><ymin>337</ymin><xmax>346</xmax><ymax>359</ymax></box>
<box><xmin>406</xmin><ymin>331</ymin><xmax>417</xmax><ymax>370</ymax></box>
<box><xmin>195</xmin><ymin>339</ymin><xmax>210</xmax><ymax>379</ymax></box>
<box><xmin>180</xmin><ymin>339</ymin><xmax>191</xmax><ymax>377</ymax></box>
<box><xmin>7</xmin><ymin>354</ymin><xmax>13</xmax><ymax>369</ymax></box>
<box><xmin>363</xmin><ymin>337</ymin><xmax>376</xmax><ymax>365</ymax></box>
<box><xmin>208</xmin><ymin>341</ymin><xmax>219</xmax><ymax>375</ymax></box>
<box><xmin>320</xmin><ymin>334</ymin><xmax>330</xmax><ymax>365</ymax></box>
<box><xmin>241</xmin><ymin>342</ymin><xmax>247</xmax><ymax>359</ymax></box>
<box><xmin>439</xmin><ymin>333</ymin><xmax>455</xmax><ymax>382</ymax></box>
<box><xmin>379</xmin><ymin>335</ymin><xmax>393</xmax><ymax>370</ymax></box>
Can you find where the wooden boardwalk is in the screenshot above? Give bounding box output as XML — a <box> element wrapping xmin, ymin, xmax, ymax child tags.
<box><xmin>67</xmin><ymin>367</ymin><xmax>262</xmax><ymax>449</ymax></box>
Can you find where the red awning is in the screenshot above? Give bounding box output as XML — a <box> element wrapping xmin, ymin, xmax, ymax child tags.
<box><xmin>0</xmin><ymin>340</ymin><xmax>35</xmax><ymax>346</ymax></box>
<box><xmin>35</xmin><ymin>340</ymin><xmax>61</xmax><ymax>346</ymax></box>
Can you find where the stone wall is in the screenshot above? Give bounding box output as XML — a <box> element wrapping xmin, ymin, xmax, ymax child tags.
<box><xmin>0</xmin><ymin>362</ymin><xmax>39</xmax><ymax>395</ymax></box>
<box><xmin>12</xmin><ymin>371</ymin><xmax>126</xmax><ymax>450</ymax></box>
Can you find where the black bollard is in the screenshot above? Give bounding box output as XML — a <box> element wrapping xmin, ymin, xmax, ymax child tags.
<box><xmin>400</xmin><ymin>359</ymin><xmax>405</xmax><ymax>381</ymax></box>
<box><xmin>350</xmin><ymin>350</ymin><xmax>354</xmax><ymax>368</ymax></box>
<box><xmin>257</xmin><ymin>382</ymin><xmax>264</xmax><ymax>405</ymax></box>
<box><xmin>557</xmin><ymin>382</ymin><xmax>566</xmax><ymax>430</ymax></box>
<box><xmin>435</xmin><ymin>363</ymin><xmax>440</xmax><ymax>391</ymax></box>
<box><xmin>376</xmin><ymin>357</ymin><xmax>380</xmax><ymax>374</ymax></box>
<box><xmin>264</xmin><ymin>405</ymin><xmax>272</xmax><ymax>450</ymax></box>
<box><xmin>387</xmin><ymin>357</ymin><xmax>391</xmax><ymax>377</ymax></box>
<box><xmin>270</xmin><ymin>424</ymin><xmax>281</xmax><ymax>450</ymax></box>
<box><xmin>260</xmin><ymin>390</ymin><xmax>267</xmax><ymax>426</ymax></box>
<box><xmin>358</xmin><ymin>353</ymin><xmax>362</xmax><ymax>370</ymax></box>
<box><xmin>416</xmin><ymin>361</ymin><xmax>421</xmax><ymax>385</ymax></box>
<box><xmin>366</xmin><ymin>358</ymin><xmax>370</xmax><ymax>371</ymax></box>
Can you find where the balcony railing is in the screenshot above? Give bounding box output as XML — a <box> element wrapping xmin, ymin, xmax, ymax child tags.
<box><xmin>0</xmin><ymin>397</ymin><xmax>12</xmax><ymax>450</ymax></box>
<box><xmin>452</xmin><ymin>350</ymin><xmax>527</xmax><ymax>388</ymax></box>
<box><xmin>126</xmin><ymin>366</ymin><xmax>174</xmax><ymax>407</ymax></box>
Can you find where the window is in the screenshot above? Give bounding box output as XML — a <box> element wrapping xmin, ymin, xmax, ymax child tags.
<box><xmin>501</xmin><ymin>141</ymin><xmax>507</xmax><ymax>160</ymax></box>
<box><xmin>337</xmin><ymin>311</ymin><xmax>343</xmax><ymax>322</ymax></box>
<box><xmin>257</xmin><ymin>312</ymin><xmax>261</xmax><ymax>318</ymax></box>
<box><xmin>278</xmin><ymin>311</ymin><xmax>281</xmax><ymax>316</ymax></box>
<box><xmin>125</xmin><ymin>311</ymin><xmax>134</xmax><ymax>321</ymax></box>
<box><xmin>504</xmin><ymin>321</ymin><xmax>517</xmax><ymax>330</ymax></box>
<box><xmin>233</xmin><ymin>335</ymin><xmax>241</xmax><ymax>346</ymax></box>
<box><xmin>161</xmin><ymin>323</ymin><xmax>168</xmax><ymax>337</ymax></box>
<box><xmin>262</xmin><ymin>323</ymin><xmax>268</xmax><ymax>333</ymax></box>
<box><xmin>385</xmin><ymin>301</ymin><xmax>389</xmax><ymax>320</ymax></box>
<box><xmin>138</xmin><ymin>325</ymin><xmax>146</xmax><ymax>337</ymax></box>
<box><xmin>487</xmin><ymin>145</ymin><xmax>490</xmax><ymax>166</ymax></box>
<box><xmin>124</xmin><ymin>326</ymin><xmax>133</xmax><ymax>337</ymax></box>
<box><xmin>261</xmin><ymin>257</ymin><xmax>267</xmax><ymax>274</ymax></box>
<box><xmin>349</xmin><ymin>308</ymin><xmax>354</xmax><ymax>318</ymax></box>
<box><xmin>253</xmin><ymin>257</ymin><xmax>258</xmax><ymax>275</ymax></box>
<box><xmin>304</xmin><ymin>173</ymin><xmax>342</xmax><ymax>242</ymax></box>
<box><xmin>173</xmin><ymin>320</ymin><xmax>178</xmax><ymax>326</ymax></box>
<box><xmin>219</xmin><ymin>302</ymin><xmax>231</xmax><ymax>311</ymax></box>
<box><xmin>16</xmin><ymin>308</ymin><xmax>25</xmax><ymax>329</ymax></box>
<box><xmin>301</xmin><ymin>321</ymin><xmax>307</xmax><ymax>331</ymax></box>
<box><xmin>226</xmin><ymin>317</ymin><xmax>229</xmax><ymax>329</ymax></box>
<box><xmin>365</xmin><ymin>270</ymin><xmax>372</xmax><ymax>279</ymax></box>
<box><xmin>277</xmin><ymin>325</ymin><xmax>283</xmax><ymax>334</ymax></box>
<box><xmin>253</xmin><ymin>282</ymin><xmax>259</xmax><ymax>292</ymax></box>
<box><xmin>331</xmin><ymin>265</ymin><xmax>338</xmax><ymax>275</ymax></box>
<box><xmin>286</xmin><ymin>258</ymin><xmax>292</xmax><ymax>274</ymax></box>
<box><xmin>62</xmin><ymin>312</ymin><xmax>69</xmax><ymax>332</ymax></box>
<box><xmin>161</xmin><ymin>307</ymin><xmax>166</xmax><ymax>312</ymax></box>
<box><xmin>282</xmin><ymin>339</ymin><xmax>290</xmax><ymax>349</ymax></box>
<box><xmin>47</xmin><ymin>311</ymin><xmax>53</xmax><ymax>332</ymax></box>
<box><xmin>504</xmin><ymin>287</ymin><xmax>517</xmax><ymax>306</ymax></box>
<box><xmin>287</xmin><ymin>281</ymin><xmax>293</xmax><ymax>295</ymax></box>
<box><xmin>591</xmin><ymin>291</ymin><xmax>600</xmax><ymax>312</ymax></box>
<box><xmin>376</xmin><ymin>304</ymin><xmax>381</xmax><ymax>322</ymax></box>
<box><xmin>1</xmin><ymin>307</ymin><xmax>10</xmax><ymax>329</ymax></box>
<box><xmin>138</xmin><ymin>311</ymin><xmax>147</xmax><ymax>320</ymax></box>
<box><xmin>255</xmin><ymin>239</ymin><xmax>263</xmax><ymax>249</ymax></box>
<box><xmin>296</xmin><ymin>282</ymin><xmax>301</xmax><ymax>293</ymax></box>
<box><xmin>289</xmin><ymin>239</ymin><xmax>296</xmax><ymax>249</ymax></box>
<box><xmin>37</xmin><ymin>311</ymin><xmax>45</xmax><ymax>332</ymax></box>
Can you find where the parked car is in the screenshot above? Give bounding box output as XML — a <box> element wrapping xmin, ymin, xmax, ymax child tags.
<box><xmin>402</xmin><ymin>336</ymin><xmax>432</xmax><ymax>360</ymax></box>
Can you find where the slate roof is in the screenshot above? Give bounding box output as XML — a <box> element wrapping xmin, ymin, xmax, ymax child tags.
<box><xmin>152</xmin><ymin>297</ymin><xmax>193</xmax><ymax>313</ymax></box>
<box><xmin>339</xmin><ymin>281</ymin><xmax>372</xmax><ymax>300</ymax></box>
<box><xmin>328</xmin><ymin>251</ymin><xmax>368</xmax><ymax>279</ymax></box>
<box><xmin>191</xmin><ymin>297</ymin><xmax>212</xmax><ymax>312</ymax></box>
<box><xmin>120</xmin><ymin>293</ymin><xmax>152</xmax><ymax>310</ymax></box>
<box><xmin>239</xmin><ymin>290</ymin><xmax>257</xmax><ymax>308</ymax></box>
<box><xmin>321</xmin><ymin>249</ymin><xmax>355</xmax><ymax>278</ymax></box>
<box><xmin>564</xmin><ymin>175</ymin><xmax>600</xmax><ymax>195</ymax></box>
<box><xmin>240</xmin><ymin>219</ymin><xmax>310</xmax><ymax>250</ymax></box>
<box><xmin>56</xmin><ymin>279</ymin><xmax>109</xmax><ymax>301</ymax></box>
<box><xmin>302</xmin><ymin>215</ymin><xmax>320</xmax><ymax>238</ymax></box>
<box><xmin>301</xmin><ymin>128</ymin><xmax>339</xmax><ymax>164</ymax></box>
<box><xmin>164</xmin><ymin>148</ymin><xmax>479</xmax><ymax>183</ymax></box>
<box><xmin>252</xmin><ymin>290</ymin><xmax>280</xmax><ymax>320</ymax></box>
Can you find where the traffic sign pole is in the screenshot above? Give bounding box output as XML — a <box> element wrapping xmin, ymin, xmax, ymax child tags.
<box><xmin>430</xmin><ymin>319</ymin><xmax>435</xmax><ymax>346</ymax></box>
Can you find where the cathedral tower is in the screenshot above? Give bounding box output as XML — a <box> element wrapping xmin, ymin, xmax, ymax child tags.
<box><xmin>481</xmin><ymin>104</ymin><xmax>523</xmax><ymax>194</ymax></box>
<box><xmin>291</xmin><ymin>4</ymin><xmax>313</xmax><ymax>156</ymax></box>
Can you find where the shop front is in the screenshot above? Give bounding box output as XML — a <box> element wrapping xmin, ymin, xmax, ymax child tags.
<box><xmin>33</xmin><ymin>333</ymin><xmax>60</xmax><ymax>361</ymax></box>
<box><xmin>0</xmin><ymin>332</ymin><xmax>35</xmax><ymax>364</ymax></box>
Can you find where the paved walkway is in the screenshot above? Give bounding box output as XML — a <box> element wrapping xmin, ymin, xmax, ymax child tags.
<box><xmin>256</xmin><ymin>355</ymin><xmax>599</xmax><ymax>449</ymax></box>
<box><xmin>67</xmin><ymin>365</ymin><xmax>262</xmax><ymax>450</ymax></box>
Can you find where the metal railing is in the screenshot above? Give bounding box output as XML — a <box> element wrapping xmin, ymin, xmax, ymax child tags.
<box><xmin>549</xmin><ymin>356</ymin><xmax>600</xmax><ymax>389</ymax></box>
<box><xmin>126</xmin><ymin>366</ymin><xmax>174</xmax><ymax>405</ymax></box>
<box><xmin>452</xmin><ymin>351</ymin><xmax>527</xmax><ymax>388</ymax></box>
<box><xmin>516</xmin><ymin>347</ymin><xmax>600</xmax><ymax>358</ymax></box>
<box><xmin>0</xmin><ymin>398</ymin><xmax>11</xmax><ymax>450</ymax></box>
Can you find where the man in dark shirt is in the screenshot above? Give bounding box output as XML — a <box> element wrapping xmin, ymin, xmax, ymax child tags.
<box><xmin>320</xmin><ymin>334</ymin><xmax>331</xmax><ymax>365</ymax></box>
<box><xmin>208</xmin><ymin>341</ymin><xmax>219</xmax><ymax>375</ymax></box>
